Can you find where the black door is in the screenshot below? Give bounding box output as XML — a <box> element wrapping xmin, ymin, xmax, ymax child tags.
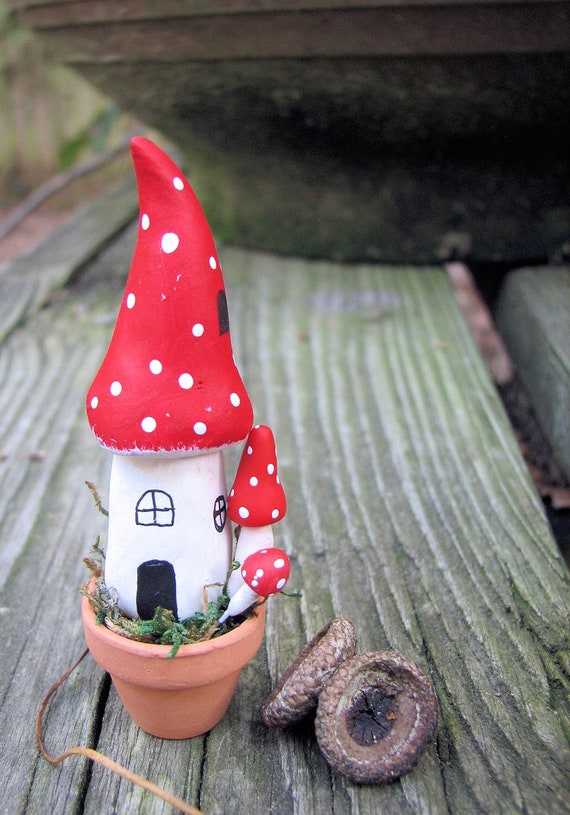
<box><xmin>136</xmin><ymin>559</ymin><xmax>178</xmax><ymax>620</ymax></box>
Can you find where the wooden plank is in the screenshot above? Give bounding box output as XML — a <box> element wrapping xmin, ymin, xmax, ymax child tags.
<box><xmin>0</xmin><ymin>176</ymin><xmax>137</xmax><ymax>344</ymax></box>
<box><xmin>496</xmin><ymin>266</ymin><xmax>570</xmax><ymax>481</ymax></box>
<box><xmin>12</xmin><ymin>0</ymin><xmax>566</xmax><ymax>26</ymax></box>
<box><xmin>28</xmin><ymin>5</ymin><xmax>570</xmax><ymax>61</ymax></box>
<box><xmin>0</xmin><ymin>230</ymin><xmax>568</xmax><ymax>813</ymax></box>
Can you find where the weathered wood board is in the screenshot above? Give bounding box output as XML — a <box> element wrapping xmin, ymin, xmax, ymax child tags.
<box><xmin>496</xmin><ymin>266</ymin><xmax>570</xmax><ymax>482</ymax></box>
<box><xmin>0</xmin><ymin>196</ymin><xmax>569</xmax><ymax>814</ymax></box>
<box><xmin>8</xmin><ymin>0</ymin><xmax>570</xmax><ymax>263</ymax></box>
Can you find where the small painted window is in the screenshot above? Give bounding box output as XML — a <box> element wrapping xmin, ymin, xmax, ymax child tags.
<box><xmin>136</xmin><ymin>490</ymin><xmax>175</xmax><ymax>527</ymax></box>
<box><xmin>217</xmin><ymin>289</ymin><xmax>229</xmax><ymax>335</ymax></box>
<box><xmin>213</xmin><ymin>494</ymin><xmax>227</xmax><ymax>532</ymax></box>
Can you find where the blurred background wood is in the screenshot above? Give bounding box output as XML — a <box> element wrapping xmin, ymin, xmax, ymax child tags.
<box><xmin>4</xmin><ymin>0</ymin><xmax>569</xmax><ymax>263</ymax></box>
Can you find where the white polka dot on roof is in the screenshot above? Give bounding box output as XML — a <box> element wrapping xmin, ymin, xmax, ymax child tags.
<box><xmin>239</xmin><ymin>506</ymin><xmax>249</xmax><ymax>519</ymax></box>
<box><xmin>173</xmin><ymin>177</ymin><xmax>184</xmax><ymax>190</ymax></box>
<box><xmin>141</xmin><ymin>416</ymin><xmax>156</xmax><ymax>433</ymax></box>
<box><xmin>192</xmin><ymin>323</ymin><xmax>204</xmax><ymax>337</ymax></box>
<box><xmin>126</xmin><ymin>293</ymin><xmax>136</xmax><ymax>309</ymax></box>
<box><xmin>230</xmin><ymin>392</ymin><xmax>240</xmax><ymax>407</ymax></box>
<box><xmin>149</xmin><ymin>359</ymin><xmax>162</xmax><ymax>374</ymax></box>
<box><xmin>267</xmin><ymin>463</ymin><xmax>275</xmax><ymax>475</ymax></box>
<box><xmin>141</xmin><ymin>213</ymin><xmax>150</xmax><ymax>230</ymax></box>
<box><xmin>90</xmin><ymin>396</ymin><xmax>98</xmax><ymax>409</ymax></box>
<box><xmin>272</xmin><ymin>509</ymin><xmax>280</xmax><ymax>519</ymax></box>
<box><xmin>161</xmin><ymin>233</ymin><xmax>179</xmax><ymax>254</ymax></box>
<box><xmin>178</xmin><ymin>373</ymin><xmax>193</xmax><ymax>389</ymax></box>
<box><xmin>194</xmin><ymin>422</ymin><xmax>207</xmax><ymax>435</ymax></box>
<box><xmin>110</xmin><ymin>381</ymin><xmax>122</xmax><ymax>396</ymax></box>
<box><xmin>247</xmin><ymin>446</ymin><xmax>253</xmax><ymax>455</ymax></box>
<box><xmin>250</xmin><ymin>476</ymin><xmax>259</xmax><ymax>486</ymax></box>
<box><xmin>209</xmin><ymin>256</ymin><xmax>217</xmax><ymax>269</ymax></box>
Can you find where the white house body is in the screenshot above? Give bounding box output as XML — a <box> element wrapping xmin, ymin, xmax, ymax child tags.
<box><xmin>105</xmin><ymin>451</ymin><xmax>232</xmax><ymax>620</ymax></box>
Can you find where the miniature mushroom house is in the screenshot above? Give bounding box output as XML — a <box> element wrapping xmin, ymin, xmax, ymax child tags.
<box><xmin>86</xmin><ymin>136</ymin><xmax>254</xmax><ymax>621</ymax></box>
<box><xmin>226</xmin><ymin>424</ymin><xmax>287</xmax><ymax>598</ymax></box>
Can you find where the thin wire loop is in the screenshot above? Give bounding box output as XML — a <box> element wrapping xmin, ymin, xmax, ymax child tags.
<box><xmin>35</xmin><ymin>648</ymin><xmax>205</xmax><ymax>815</ymax></box>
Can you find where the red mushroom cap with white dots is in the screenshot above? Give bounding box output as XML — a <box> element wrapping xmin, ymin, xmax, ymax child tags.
<box><xmin>241</xmin><ymin>548</ymin><xmax>290</xmax><ymax>596</ymax></box>
<box><xmin>227</xmin><ymin>425</ymin><xmax>286</xmax><ymax>526</ymax></box>
<box><xmin>86</xmin><ymin>137</ymin><xmax>253</xmax><ymax>456</ymax></box>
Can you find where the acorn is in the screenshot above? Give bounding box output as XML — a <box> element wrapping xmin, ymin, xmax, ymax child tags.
<box><xmin>314</xmin><ymin>651</ymin><xmax>438</xmax><ymax>784</ymax></box>
<box><xmin>261</xmin><ymin>618</ymin><xmax>358</xmax><ymax>728</ymax></box>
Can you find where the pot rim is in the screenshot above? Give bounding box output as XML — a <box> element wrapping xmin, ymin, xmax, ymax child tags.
<box><xmin>81</xmin><ymin>581</ymin><xmax>265</xmax><ymax>661</ymax></box>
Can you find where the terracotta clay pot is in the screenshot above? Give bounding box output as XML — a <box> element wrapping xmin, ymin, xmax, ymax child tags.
<box><xmin>81</xmin><ymin>591</ymin><xmax>266</xmax><ymax>739</ymax></box>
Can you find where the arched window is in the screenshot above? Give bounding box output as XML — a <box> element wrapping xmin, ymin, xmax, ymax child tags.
<box><xmin>136</xmin><ymin>490</ymin><xmax>175</xmax><ymax>527</ymax></box>
<box><xmin>213</xmin><ymin>494</ymin><xmax>227</xmax><ymax>532</ymax></box>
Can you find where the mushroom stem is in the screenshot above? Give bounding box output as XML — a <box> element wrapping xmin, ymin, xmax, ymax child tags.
<box><xmin>228</xmin><ymin>525</ymin><xmax>274</xmax><ymax>596</ymax></box>
<box><xmin>218</xmin><ymin>584</ymin><xmax>259</xmax><ymax>624</ymax></box>
<box><xmin>105</xmin><ymin>451</ymin><xmax>232</xmax><ymax>620</ymax></box>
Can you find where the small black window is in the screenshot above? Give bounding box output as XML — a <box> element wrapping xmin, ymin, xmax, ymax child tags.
<box><xmin>217</xmin><ymin>289</ymin><xmax>229</xmax><ymax>335</ymax></box>
<box><xmin>136</xmin><ymin>490</ymin><xmax>175</xmax><ymax>527</ymax></box>
<box><xmin>213</xmin><ymin>494</ymin><xmax>227</xmax><ymax>532</ymax></box>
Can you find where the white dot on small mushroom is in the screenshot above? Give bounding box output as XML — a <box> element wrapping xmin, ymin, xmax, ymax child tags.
<box><xmin>110</xmin><ymin>381</ymin><xmax>122</xmax><ymax>396</ymax></box>
<box><xmin>249</xmin><ymin>476</ymin><xmax>259</xmax><ymax>487</ymax></box>
<box><xmin>209</xmin><ymin>256</ymin><xmax>217</xmax><ymax>269</ymax></box>
<box><xmin>192</xmin><ymin>323</ymin><xmax>204</xmax><ymax>337</ymax></box>
<box><xmin>161</xmin><ymin>232</ymin><xmax>180</xmax><ymax>253</ymax></box>
<box><xmin>149</xmin><ymin>359</ymin><xmax>162</xmax><ymax>375</ymax></box>
<box><xmin>90</xmin><ymin>396</ymin><xmax>99</xmax><ymax>409</ymax></box>
<box><xmin>272</xmin><ymin>509</ymin><xmax>280</xmax><ymax>519</ymax></box>
<box><xmin>230</xmin><ymin>392</ymin><xmax>240</xmax><ymax>407</ymax></box>
<box><xmin>274</xmin><ymin>558</ymin><xmax>286</xmax><ymax>569</ymax></box>
<box><xmin>126</xmin><ymin>292</ymin><xmax>136</xmax><ymax>309</ymax></box>
<box><xmin>194</xmin><ymin>421</ymin><xmax>207</xmax><ymax>435</ymax></box>
<box><xmin>238</xmin><ymin>506</ymin><xmax>249</xmax><ymax>519</ymax></box>
<box><xmin>173</xmin><ymin>176</ymin><xmax>184</xmax><ymax>190</ymax></box>
<box><xmin>276</xmin><ymin>578</ymin><xmax>287</xmax><ymax>590</ymax></box>
<box><xmin>256</xmin><ymin>569</ymin><xmax>264</xmax><ymax>578</ymax></box>
<box><xmin>141</xmin><ymin>416</ymin><xmax>156</xmax><ymax>433</ymax></box>
<box><xmin>178</xmin><ymin>373</ymin><xmax>194</xmax><ymax>389</ymax></box>
<box><xmin>267</xmin><ymin>463</ymin><xmax>275</xmax><ymax>475</ymax></box>
<box><xmin>141</xmin><ymin>213</ymin><xmax>150</xmax><ymax>230</ymax></box>
<box><xmin>251</xmin><ymin>579</ymin><xmax>259</xmax><ymax>588</ymax></box>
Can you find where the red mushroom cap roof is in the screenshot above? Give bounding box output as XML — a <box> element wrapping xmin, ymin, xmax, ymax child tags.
<box><xmin>228</xmin><ymin>425</ymin><xmax>286</xmax><ymax>526</ymax></box>
<box><xmin>241</xmin><ymin>548</ymin><xmax>290</xmax><ymax>596</ymax></box>
<box><xmin>86</xmin><ymin>137</ymin><xmax>253</xmax><ymax>456</ymax></box>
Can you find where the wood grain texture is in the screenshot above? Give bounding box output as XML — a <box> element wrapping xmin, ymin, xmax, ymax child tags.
<box><xmin>0</xmin><ymin>221</ymin><xmax>568</xmax><ymax>813</ymax></box>
<box><xmin>496</xmin><ymin>266</ymin><xmax>570</xmax><ymax>481</ymax></box>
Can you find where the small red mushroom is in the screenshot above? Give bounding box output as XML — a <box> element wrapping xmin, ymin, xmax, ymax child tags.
<box><xmin>219</xmin><ymin>548</ymin><xmax>290</xmax><ymax>622</ymax></box>
<box><xmin>226</xmin><ymin>424</ymin><xmax>287</xmax><ymax>596</ymax></box>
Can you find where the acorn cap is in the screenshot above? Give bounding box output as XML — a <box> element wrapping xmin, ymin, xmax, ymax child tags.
<box><xmin>86</xmin><ymin>136</ymin><xmax>253</xmax><ymax>456</ymax></box>
<box><xmin>314</xmin><ymin>651</ymin><xmax>438</xmax><ymax>784</ymax></box>
<box><xmin>261</xmin><ymin>618</ymin><xmax>358</xmax><ymax>728</ymax></box>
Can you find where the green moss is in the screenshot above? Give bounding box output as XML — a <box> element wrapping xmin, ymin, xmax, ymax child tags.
<box><xmin>81</xmin><ymin>541</ymin><xmax>252</xmax><ymax>658</ymax></box>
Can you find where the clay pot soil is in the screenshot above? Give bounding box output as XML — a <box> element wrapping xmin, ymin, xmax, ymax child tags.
<box><xmin>82</xmin><ymin>592</ymin><xmax>266</xmax><ymax>739</ymax></box>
